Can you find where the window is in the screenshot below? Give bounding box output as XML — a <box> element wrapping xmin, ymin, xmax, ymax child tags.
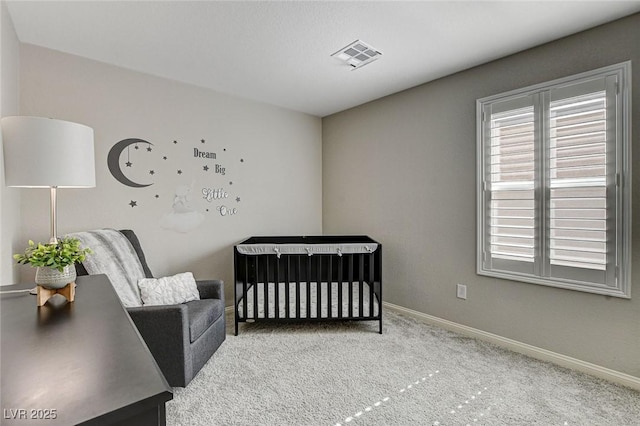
<box><xmin>477</xmin><ymin>62</ymin><xmax>631</xmax><ymax>298</ymax></box>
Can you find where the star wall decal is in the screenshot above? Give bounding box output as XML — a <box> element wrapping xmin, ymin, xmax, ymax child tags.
<box><xmin>110</xmin><ymin>138</ymin><xmax>245</xmax><ymax>217</ymax></box>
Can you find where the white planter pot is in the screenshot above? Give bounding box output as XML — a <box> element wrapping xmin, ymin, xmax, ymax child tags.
<box><xmin>35</xmin><ymin>265</ymin><xmax>77</xmax><ymax>289</ymax></box>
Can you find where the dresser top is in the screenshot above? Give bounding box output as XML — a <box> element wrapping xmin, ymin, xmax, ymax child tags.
<box><xmin>1</xmin><ymin>274</ymin><xmax>172</xmax><ymax>425</ymax></box>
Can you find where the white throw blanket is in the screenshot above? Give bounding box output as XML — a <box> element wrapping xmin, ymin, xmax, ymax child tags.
<box><xmin>68</xmin><ymin>229</ymin><xmax>145</xmax><ymax>307</ymax></box>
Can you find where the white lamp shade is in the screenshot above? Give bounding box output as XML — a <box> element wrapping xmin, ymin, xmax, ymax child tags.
<box><xmin>1</xmin><ymin>116</ymin><xmax>96</xmax><ymax>188</ymax></box>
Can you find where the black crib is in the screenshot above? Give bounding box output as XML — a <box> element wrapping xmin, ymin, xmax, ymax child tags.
<box><xmin>234</xmin><ymin>236</ymin><xmax>382</xmax><ymax>335</ymax></box>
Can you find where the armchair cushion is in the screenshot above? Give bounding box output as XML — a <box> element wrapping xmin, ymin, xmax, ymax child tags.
<box><xmin>196</xmin><ymin>279</ymin><xmax>225</xmax><ymax>303</ymax></box>
<box><xmin>186</xmin><ymin>299</ymin><xmax>225</xmax><ymax>342</ymax></box>
<box><xmin>139</xmin><ymin>272</ymin><xmax>200</xmax><ymax>306</ymax></box>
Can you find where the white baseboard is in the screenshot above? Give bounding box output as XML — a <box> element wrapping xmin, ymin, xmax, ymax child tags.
<box><xmin>383</xmin><ymin>302</ymin><xmax>640</xmax><ymax>392</ymax></box>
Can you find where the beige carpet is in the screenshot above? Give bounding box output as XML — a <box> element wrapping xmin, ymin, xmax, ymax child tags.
<box><xmin>167</xmin><ymin>310</ymin><xmax>640</xmax><ymax>425</ymax></box>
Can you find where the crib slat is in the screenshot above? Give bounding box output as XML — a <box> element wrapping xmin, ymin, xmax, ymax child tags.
<box><xmin>348</xmin><ymin>255</ymin><xmax>353</xmax><ymax>318</ymax></box>
<box><xmin>316</xmin><ymin>255</ymin><xmax>322</xmax><ymax>319</ymax></box>
<box><xmin>369</xmin><ymin>252</ymin><xmax>374</xmax><ymax>317</ymax></box>
<box><xmin>253</xmin><ymin>256</ymin><xmax>259</xmax><ymax>320</ymax></box>
<box><xmin>243</xmin><ymin>256</ymin><xmax>248</xmax><ymax>319</ymax></box>
<box><xmin>306</xmin><ymin>255</ymin><xmax>312</xmax><ymax>318</ymax></box>
<box><xmin>327</xmin><ymin>256</ymin><xmax>333</xmax><ymax>318</ymax></box>
<box><xmin>274</xmin><ymin>255</ymin><xmax>280</xmax><ymax>319</ymax></box>
<box><xmin>264</xmin><ymin>256</ymin><xmax>270</xmax><ymax>319</ymax></box>
<box><xmin>338</xmin><ymin>255</ymin><xmax>344</xmax><ymax>318</ymax></box>
<box><xmin>295</xmin><ymin>256</ymin><xmax>301</xmax><ymax>319</ymax></box>
<box><xmin>285</xmin><ymin>256</ymin><xmax>291</xmax><ymax>319</ymax></box>
<box><xmin>358</xmin><ymin>253</ymin><xmax>364</xmax><ymax>318</ymax></box>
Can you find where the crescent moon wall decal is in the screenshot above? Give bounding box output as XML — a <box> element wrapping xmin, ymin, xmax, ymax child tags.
<box><xmin>107</xmin><ymin>138</ymin><xmax>154</xmax><ymax>188</ymax></box>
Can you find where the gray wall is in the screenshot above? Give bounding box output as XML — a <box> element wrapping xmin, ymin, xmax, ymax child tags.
<box><xmin>17</xmin><ymin>44</ymin><xmax>322</xmax><ymax>297</ymax></box>
<box><xmin>323</xmin><ymin>13</ymin><xmax>640</xmax><ymax>377</ymax></box>
<box><xmin>0</xmin><ymin>0</ymin><xmax>20</xmax><ymax>285</ymax></box>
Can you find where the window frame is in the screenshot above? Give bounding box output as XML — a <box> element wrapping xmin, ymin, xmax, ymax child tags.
<box><xmin>476</xmin><ymin>62</ymin><xmax>632</xmax><ymax>298</ymax></box>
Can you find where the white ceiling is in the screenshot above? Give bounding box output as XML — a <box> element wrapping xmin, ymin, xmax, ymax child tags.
<box><xmin>6</xmin><ymin>1</ymin><xmax>640</xmax><ymax>117</ymax></box>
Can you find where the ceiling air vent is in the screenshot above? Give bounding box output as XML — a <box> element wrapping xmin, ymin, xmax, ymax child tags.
<box><xmin>331</xmin><ymin>40</ymin><xmax>382</xmax><ymax>70</ymax></box>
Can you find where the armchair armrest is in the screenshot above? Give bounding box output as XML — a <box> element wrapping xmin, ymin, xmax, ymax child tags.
<box><xmin>196</xmin><ymin>279</ymin><xmax>224</xmax><ymax>305</ymax></box>
<box><xmin>127</xmin><ymin>304</ymin><xmax>192</xmax><ymax>386</ymax></box>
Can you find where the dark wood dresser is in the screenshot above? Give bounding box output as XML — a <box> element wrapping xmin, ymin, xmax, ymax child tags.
<box><xmin>1</xmin><ymin>274</ymin><xmax>172</xmax><ymax>425</ymax></box>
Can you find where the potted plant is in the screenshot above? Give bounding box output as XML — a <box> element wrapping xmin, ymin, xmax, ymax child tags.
<box><xmin>14</xmin><ymin>237</ymin><xmax>92</xmax><ymax>289</ymax></box>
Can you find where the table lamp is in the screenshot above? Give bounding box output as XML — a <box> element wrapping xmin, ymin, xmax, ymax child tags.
<box><xmin>1</xmin><ymin>116</ymin><xmax>96</xmax><ymax>244</ymax></box>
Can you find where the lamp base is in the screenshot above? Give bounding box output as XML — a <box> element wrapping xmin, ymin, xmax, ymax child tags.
<box><xmin>36</xmin><ymin>282</ymin><xmax>76</xmax><ymax>306</ymax></box>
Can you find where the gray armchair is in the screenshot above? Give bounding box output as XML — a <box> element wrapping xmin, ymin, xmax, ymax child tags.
<box><xmin>76</xmin><ymin>229</ymin><xmax>225</xmax><ymax>387</ymax></box>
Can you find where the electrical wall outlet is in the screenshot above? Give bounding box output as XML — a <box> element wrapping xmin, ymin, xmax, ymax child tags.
<box><xmin>456</xmin><ymin>284</ymin><xmax>467</xmax><ymax>300</ymax></box>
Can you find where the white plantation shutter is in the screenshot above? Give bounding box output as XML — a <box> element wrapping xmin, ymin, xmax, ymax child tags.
<box><xmin>485</xmin><ymin>97</ymin><xmax>537</xmax><ymax>275</ymax></box>
<box><xmin>547</xmin><ymin>80</ymin><xmax>611</xmax><ymax>284</ymax></box>
<box><xmin>477</xmin><ymin>63</ymin><xmax>631</xmax><ymax>298</ymax></box>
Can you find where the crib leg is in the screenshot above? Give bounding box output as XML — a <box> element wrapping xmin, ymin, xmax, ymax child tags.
<box><xmin>235</xmin><ymin>317</ymin><xmax>239</xmax><ymax>336</ymax></box>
